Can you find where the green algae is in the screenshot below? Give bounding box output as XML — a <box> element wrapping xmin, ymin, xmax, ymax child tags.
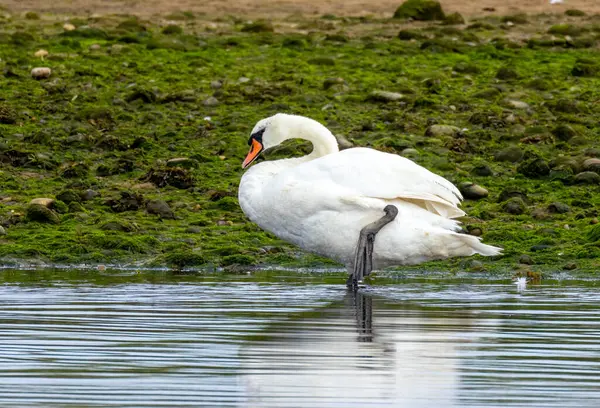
<box><xmin>0</xmin><ymin>11</ymin><xmax>598</xmax><ymax>275</ymax></box>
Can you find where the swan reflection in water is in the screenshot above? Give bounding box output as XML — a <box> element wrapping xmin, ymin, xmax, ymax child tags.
<box><xmin>239</xmin><ymin>290</ymin><xmax>474</xmax><ymax>408</ymax></box>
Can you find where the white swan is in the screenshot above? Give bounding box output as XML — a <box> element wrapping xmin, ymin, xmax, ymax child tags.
<box><xmin>238</xmin><ymin>113</ymin><xmax>501</xmax><ymax>285</ymax></box>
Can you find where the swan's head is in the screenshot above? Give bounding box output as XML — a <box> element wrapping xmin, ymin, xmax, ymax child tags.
<box><xmin>242</xmin><ymin>113</ymin><xmax>290</xmax><ymax>169</ymax></box>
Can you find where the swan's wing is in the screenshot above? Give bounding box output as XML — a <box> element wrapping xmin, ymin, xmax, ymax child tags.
<box><xmin>294</xmin><ymin>148</ymin><xmax>464</xmax><ymax>218</ymax></box>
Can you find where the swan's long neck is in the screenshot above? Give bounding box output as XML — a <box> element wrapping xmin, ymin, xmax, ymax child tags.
<box><xmin>277</xmin><ymin>116</ymin><xmax>339</xmax><ymax>164</ymax></box>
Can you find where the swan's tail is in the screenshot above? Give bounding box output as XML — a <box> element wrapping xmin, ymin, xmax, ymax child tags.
<box><xmin>450</xmin><ymin>232</ymin><xmax>503</xmax><ymax>257</ymax></box>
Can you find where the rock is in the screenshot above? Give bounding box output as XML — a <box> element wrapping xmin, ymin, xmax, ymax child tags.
<box><xmin>241</xmin><ymin>20</ymin><xmax>274</xmax><ymax>33</ymax></box>
<box><xmin>56</xmin><ymin>190</ymin><xmax>81</xmax><ymax>204</ymax></box>
<box><xmin>63</xmin><ymin>23</ymin><xmax>76</xmax><ymax>31</ymax></box>
<box><xmin>591</xmin><ymin>218</ymin><xmax>599</xmax><ymax>225</ymax></box>
<box><xmin>503</xmin><ymin>197</ymin><xmax>527</xmax><ymax>215</ymax></box>
<box><xmin>459</xmin><ymin>182</ymin><xmax>489</xmax><ymax>200</ymax></box>
<box><xmin>143</xmin><ymin>167</ymin><xmax>194</xmax><ymax>189</ymax></box>
<box><xmin>574</xmin><ymin>171</ymin><xmax>600</xmax><ymax>184</ymax></box>
<box><xmin>467</xmin><ymin>259</ymin><xmax>485</xmax><ymax>271</ymax></box>
<box><xmin>563</xmin><ymin>262</ymin><xmax>577</xmax><ymax>270</ymax></box>
<box><xmin>34</xmin><ymin>49</ymin><xmax>48</xmax><ymax>59</ymax></box>
<box><xmin>25</xmin><ymin>204</ymin><xmax>60</xmax><ymax>224</ymax></box>
<box><xmin>146</xmin><ymin>199</ymin><xmax>175</xmax><ymax>219</ymax></box>
<box><xmin>185</xmin><ymin>226</ymin><xmax>202</xmax><ymax>233</ymax></box>
<box><xmin>80</xmin><ymin>189</ymin><xmax>99</xmax><ymax>201</ymax></box>
<box><xmin>31</xmin><ymin>67</ymin><xmax>51</xmax><ymax>79</ymax></box>
<box><xmin>210</xmin><ymin>80</ymin><xmax>222</xmax><ymax>89</ymax></box>
<box><xmin>203</xmin><ymin>96</ymin><xmax>219</xmax><ymax>106</ymax></box>
<box><xmin>583</xmin><ymin>158</ymin><xmax>600</xmax><ymax>173</ymax></box>
<box><xmin>101</xmin><ymin>221</ymin><xmax>133</xmax><ymax>232</ymax></box>
<box><xmin>552</xmin><ymin>124</ymin><xmax>578</xmax><ymax>141</ymax></box>
<box><xmin>505</xmin><ymin>99</ymin><xmax>529</xmax><ymax>109</ymax></box>
<box><xmin>471</xmin><ymin>164</ymin><xmax>493</xmax><ymax>177</ymax></box>
<box><xmin>532</xmin><ymin>208</ymin><xmax>551</xmax><ymax>220</ymax></box>
<box><xmin>517</xmin><ymin>158</ymin><xmax>550</xmax><ymax>178</ymax></box>
<box><xmin>368</xmin><ymin>90</ymin><xmax>405</xmax><ymax>102</ymax></box>
<box><xmin>89</xmin><ymin>44</ymin><xmax>101</xmax><ymax>51</ymax></box>
<box><xmin>132</xmin><ymin>182</ymin><xmax>156</xmax><ymax>190</ymax></box>
<box><xmin>107</xmin><ymin>191</ymin><xmax>145</xmax><ymax>213</ymax></box>
<box><xmin>401</xmin><ymin>148</ymin><xmax>419</xmax><ymax>158</ymax></box>
<box><xmin>548</xmin><ymin>202</ymin><xmax>570</xmax><ymax>214</ymax></box>
<box><xmin>443</xmin><ymin>12</ymin><xmax>465</xmax><ymax>25</ymax></box>
<box><xmin>323</xmin><ymin>77</ymin><xmax>346</xmax><ymax>90</ymax></box>
<box><xmin>335</xmin><ymin>134</ymin><xmax>353</xmax><ymax>150</ymax></box>
<box><xmin>394</xmin><ymin>0</ymin><xmax>446</xmax><ymax>21</ymax></box>
<box><xmin>0</xmin><ymin>226</ymin><xmax>6</xmax><ymax>235</ymax></box>
<box><xmin>29</xmin><ymin>197</ymin><xmax>55</xmax><ymax>208</ymax></box>
<box><xmin>166</xmin><ymin>157</ymin><xmax>199</xmax><ymax>169</ymax></box>
<box><xmin>494</xmin><ymin>146</ymin><xmax>523</xmax><ymax>162</ymax></box>
<box><xmin>466</xmin><ymin>226</ymin><xmax>482</xmax><ymax>236</ymax></box>
<box><xmin>496</xmin><ymin>66</ymin><xmax>519</xmax><ymax>80</ymax></box>
<box><xmin>425</xmin><ymin>124</ymin><xmax>460</xmax><ymax>137</ymax></box>
<box><xmin>519</xmin><ymin>254</ymin><xmax>534</xmax><ymax>265</ymax></box>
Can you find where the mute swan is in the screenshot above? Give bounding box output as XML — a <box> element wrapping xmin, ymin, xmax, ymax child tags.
<box><xmin>238</xmin><ymin>114</ymin><xmax>501</xmax><ymax>287</ymax></box>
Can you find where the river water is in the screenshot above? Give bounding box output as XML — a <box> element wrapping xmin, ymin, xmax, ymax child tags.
<box><xmin>0</xmin><ymin>269</ymin><xmax>599</xmax><ymax>407</ymax></box>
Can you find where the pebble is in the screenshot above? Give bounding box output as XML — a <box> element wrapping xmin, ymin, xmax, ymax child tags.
<box><xmin>89</xmin><ymin>44</ymin><xmax>101</xmax><ymax>51</ymax></box>
<box><xmin>547</xmin><ymin>202</ymin><xmax>570</xmax><ymax>214</ymax></box>
<box><xmin>574</xmin><ymin>171</ymin><xmax>600</xmax><ymax>184</ymax></box>
<box><xmin>369</xmin><ymin>90</ymin><xmax>405</xmax><ymax>102</ymax></box>
<box><xmin>63</xmin><ymin>23</ymin><xmax>76</xmax><ymax>31</ymax></box>
<box><xmin>506</xmin><ymin>99</ymin><xmax>529</xmax><ymax>109</ymax></box>
<box><xmin>425</xmin><ymin>124</ymin><xmax>461</xmax><ymax>137</ymax></box>
<box><xmin>459</xmin><ymin>182</ymin><xmax>489</xmax><ymax>200</ymax></box>
<box><xmin>210</xmin><ymin>80</ymin><xmax>222</xmax><ymax>89</ymax></box>
<box><xmin>203</xmin><ymin>96</ymin><xmax>219</xmax><ymax>106</ymax></box>
<box><xmin>0</xmin><ymin>226</ymin><xmax>6</xmax><ymax>236</ymax></box>
<box><xmin>519</xmin><ymin>254</ymin><xmax>534</xmax><ymax>265</ymax></box>
<box><xmin>583</xmin><ymin>158</ymin><xmax>600</xmax><ymax>172</ymax></box>
<box><xmin>29</xmin><ymin>197</ymin><xmax>55</xmax><ymax>207</ymax></box>
<box><xmin>31</xmin><ymin>67</ymin><xmax>51</xmax><ymax>79</ymax></box>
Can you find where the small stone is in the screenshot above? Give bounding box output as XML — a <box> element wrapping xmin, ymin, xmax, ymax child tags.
<box><xmin>468</xmin><ymin>260</ymin><xmax>485</xmax><ymax>271</ymax></box>
<box><xmin>216</xmin><ymin>220</ymin><xmax>232</xmax><ymax>226</ymax></box>
<box><xmin>563</xmin><ymin>262</ymin><xmax>577</xmax><ymax>271</ymax></box>
<box><xmin>89</xmin><ymin>44</ymin><xmax>101</xmax><ymax>51</ymax></box>
<box><xmin>323</xmin><ymin>77</ymin><xmax>346</xmax><ymax>90</ymax></box>
<box><xmin>503</xmin><ymin>197</ymin><xmax>527</xmax><ymax>215</ymax></box>
<box><xmin>530</xmin><ymin>244</ymin><xmax>552</xmax><ymax>252</ymax></box>
<box><xmin>532</xmin><ymin>208</ymin><xmax>551</xmax><ymax>220</ymax></box>
<box><xmin>203</xmin><ymin>96</ymin><xmax>219</xmax><ymax>106</ymax></box>
<box><xmin>0</xmin><ymin>226</ymin><xmax>6</xmax><ymax>235</ymax></box>
<box><xmin>471</xmin><ymin>164</ymin><xmax>493</xmax><ymax>177</ymax></box>
<box><xmin>31</xmin><ymin>67</ymin><xmax>51</xmax><ymax>79</ymax></box>
<box><xmin>583</xmin><ymin>158</ymin><xmax>600</xmax><ymax>173</ymax></box>
<box><xmin>29</xmin><ymin>197</ymin><xmax>55</xmax><ymax>208</ymax></box>
<box><xmin>166</xmin><ymin>157</ymin><xmax>199</xmax><ymax>169</ymax></box>
<box><xmin>210</xmin><ymin>80</ymin><xmax>222</xmax><ymax>89</ymax></box>
<box><xmin>591</xmin><ymin>218</ymin><xmax>599</xmax><ymax>225</ymax></box>
<box><xmin>369</xmin><ymin>90</ymin><xmax>405</xmax><ymax>102</ymax></box>
<box><xmin>506</xmin><ymin>99</ymin><xmax>530</xmax><ymax>109</ymax></box>
<box><xmin>25</xmin><ymin>204</ymin><xmax>60</xmax><ymax>224</ymax></box>
<box><xmin>552</xmin><ymin>124</ymin><xmax>578</xmax><ymax>141</ymax></box>
<box><xmin>401</xmin><ymin>148</ymin><xmax>419</xmax><ymax>158</ymax></box>
<box><xmin>56</xmin><ymin>190</ymin><xmax>80</xmax><ymax>204</ymax></box>
<box><xmin>146</xmin><ymin>199</ymin><xmax>175</xmax><ymax>219</ymax></box>
<box><xmin>110</xmin><ymin>44</ymin><xmax>124</xmax><ymax>54</ymax></box>
<box><xmin>494</xmin><ymin>146</ymin><xmax>523</xmax><ymax>163</ymax></box>
<box><xmin>519</xmin><ymin>254</ymin><xmax>534</xmax><ymax>265</ymax></box>
<box><xmin>467</xmin><ymin>226</ymin><xmax>482</xmax><ymax>236</ymax></box>
<box><xmin>517</xmin><ymin>158</ymin><xmax>550</xmax><ymax>178</ymax></box>
<box><xmin>574</xmin><ymin>171</ymin><xmax>600</xmax><ymax>185</ymax></box>
<box><xmin>335</xmin><ymin>134</ymin><xmax>353</xmax><ymax>150</ymax></box>
<box><xmin>80</xmin><ymin>189</ymin><xmax>99</xmax><ymax>201</ymax></box>
<box><xmin>238</xmin><ymin>77</ymin><xmax>251</xmax><ymax>83</ymax></box>
<box><xmin>459</xmin><ymin>182</ymin><xmax>489</xmax><ymax>200</ymax></box>
<box><xmin>34</xmin><ymin>49</ymin><xmax>48</xmax><ymax>59</ymax></box>
<box><xmin>185</xmin><ymin>226</ymin><xmax>202</xmax><ymax>233</ymax></box>
<box><xmin>425</xmin><ymin>124</ymin><xmax>460</xmax><ymax>137</ymax></box>
<box><xmin>63</xmin><ymin>23</ymin><xmax>76</xmax><ymax>31</ymax></box>
<box><xmin>548</xmin><ymin>202</ymin><xmax>570</xmax><ymax>214</ymax></box>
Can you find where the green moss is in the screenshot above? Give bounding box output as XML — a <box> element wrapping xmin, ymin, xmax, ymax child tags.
<box><xmin>162</xmin><ymin>24</ymin><xmax>183</xmax><ymax>35</ymax></box>
<box><xmin>241</xmin><ymin>21</ymin><xmax>274</xmax><ymax>33</ymax></box>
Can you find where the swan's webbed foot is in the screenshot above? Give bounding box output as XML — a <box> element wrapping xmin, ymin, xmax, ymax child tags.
<box><xmin>347</xmin><ymin>205</ymin><xmax>399</xmax><ymax>291</ymax></box>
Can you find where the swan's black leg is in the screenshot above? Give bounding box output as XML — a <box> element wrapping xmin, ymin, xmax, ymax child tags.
<box><xmin>347</xmin><ymin>205</ymin><xmax>399</xmax><ymax>290</ymax></box>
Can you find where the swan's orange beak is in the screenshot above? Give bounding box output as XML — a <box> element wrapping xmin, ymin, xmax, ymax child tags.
<box><xmin>242</xmin><ymin>138</ymin><xmax>263</xmax><ymax>169</ymax></box>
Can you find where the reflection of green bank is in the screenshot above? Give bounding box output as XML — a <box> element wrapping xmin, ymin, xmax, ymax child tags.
<box><xmin>0</xmin><ymin>13</ymin><xmax>599</xmax><ymax>273</ymax></box>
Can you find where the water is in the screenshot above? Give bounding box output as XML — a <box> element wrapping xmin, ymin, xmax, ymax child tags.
<box><xmin>1</xmin><ymin>269</ymin><xmax>600</xmax><ymax>407</ymax></box>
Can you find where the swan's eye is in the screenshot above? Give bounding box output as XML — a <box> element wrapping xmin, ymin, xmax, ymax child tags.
<box><xmin>248</xmin><ymin>128</ymin><xmax>265</xmax><ymax>146</ymax></box>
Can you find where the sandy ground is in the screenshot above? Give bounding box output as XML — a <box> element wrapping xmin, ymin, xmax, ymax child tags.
<box><xmin>3</xmin><ymin>0</ymin><xmax>600</xmax><ymax>18</ymax></box>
